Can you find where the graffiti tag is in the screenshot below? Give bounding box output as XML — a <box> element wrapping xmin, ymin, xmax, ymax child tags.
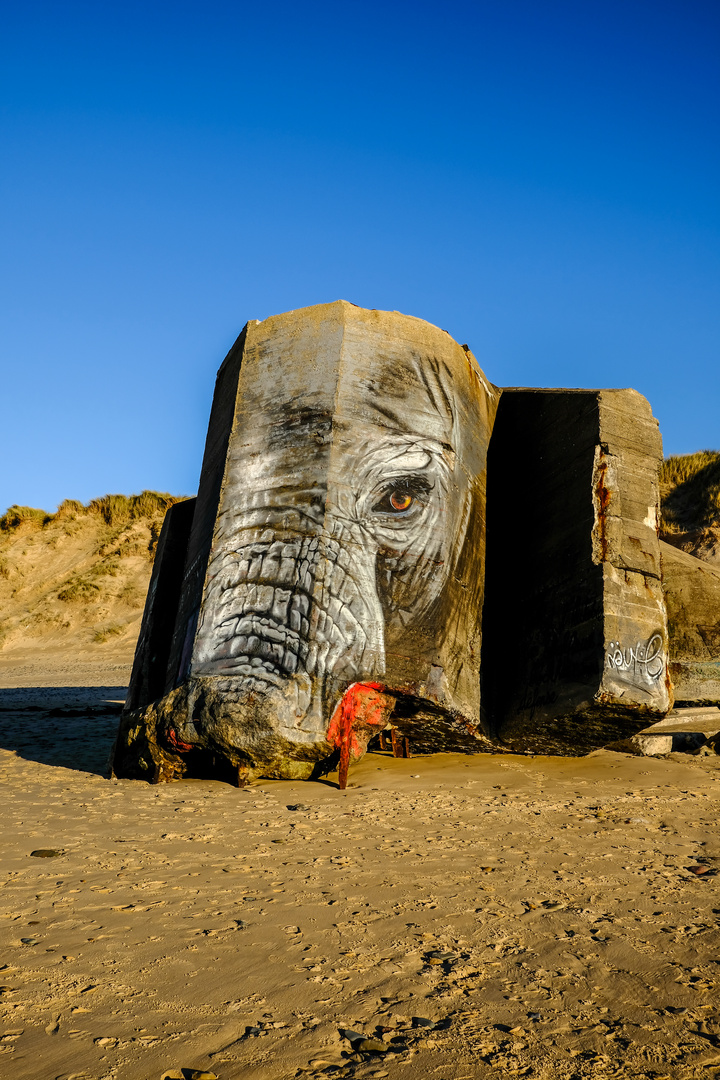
<box><xmin>605</xmin><ymin>632</ymin><xmax>664</xmax><ymax>682</ymax></box>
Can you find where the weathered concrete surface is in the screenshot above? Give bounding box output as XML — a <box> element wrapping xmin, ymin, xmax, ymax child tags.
<box><xmin>122</xmin><ymin>498</ymin><xmax>196</xmax><ymax>715</ymax></box>
<box><xmin>482</xmin><ymin>388</ymin><xmax>672</xmax><ymax>755</ymax></box>
<box><xmin>617</xmin><ymin>732</ymin><xmax>706</xmax><ymax>756</ymax></box>
<box><xmin>661</xmin><ymin>540</ymin><xmax>720</xmax><ymax>705</ymax></box>
<box><xmin>644</xmin><ymin>705</ymin><xmax>720</xmax><ymax>734</ymax></box>
<box><xmin>605</xmin><ymin>706</ymin><xmax>720</xmax><ymax>756</ymax></box>
<box><xmin>114</xmin><ymin>302</ymin><xmax>499</xmax><ymax>783</ymax></box>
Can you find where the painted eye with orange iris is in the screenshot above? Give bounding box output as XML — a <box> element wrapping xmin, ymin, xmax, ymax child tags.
<box><xmin>390</xmin><ymin>491</ymin><xmax>413</xmax><ymax>512</ymax></box>
<box><xmin>372</xmin><ymin>476</ymin><xmax>432</xmax><ymax>516</ymax></box>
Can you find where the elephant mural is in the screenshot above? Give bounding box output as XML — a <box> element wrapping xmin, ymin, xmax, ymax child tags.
<box><xmin>113</xmin><ymin>302</ymin><xmax>499</xmax><ymax>785</ymax></box>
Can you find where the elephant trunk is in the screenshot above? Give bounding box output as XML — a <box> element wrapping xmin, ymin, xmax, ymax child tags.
<box><xmin>194</xmin><ymin>524</ymin><xmax>386</xmax><ymax>700</ymax></box>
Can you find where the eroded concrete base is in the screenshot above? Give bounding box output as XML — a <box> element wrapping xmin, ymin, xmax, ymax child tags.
<box><xmin>606</xmin><ymin>706</ymin><xmax>720</xmax><ymax>757</ymax></box>
<box><xmin>112</xmin><ymin>675</ymin><xmax>499</xmax><ymax>785</ymax></box>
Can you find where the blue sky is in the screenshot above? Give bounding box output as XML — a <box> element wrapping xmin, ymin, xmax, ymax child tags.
<box><xmin>1</xmin><ymin>0</ymin><xmax>718</xmax><ymax>513</ymax></box>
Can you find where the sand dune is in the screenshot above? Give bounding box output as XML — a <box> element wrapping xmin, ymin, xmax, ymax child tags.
<box><xmin>0</xmin><ymin>494</ymin><xmax>182</xmax><ymax>679</ymax></box>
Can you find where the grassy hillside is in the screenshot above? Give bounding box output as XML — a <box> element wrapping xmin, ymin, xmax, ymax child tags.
<box><xmin>0</xmin><ymin>492</ymin><xmax>187</xmax><ymax>669</ymax></box>
<box><xmin>660</xmin><ymin>450</ymin><xmax>720</xmax><ymax>564</ymax></box>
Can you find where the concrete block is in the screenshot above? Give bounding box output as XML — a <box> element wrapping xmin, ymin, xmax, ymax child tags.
<box><xmin>607</xmin><ymin>730</ymin><xmax>707</xmax><ymax>756</ymax></box>
<box><xmin>123</xmin><ymin>497</ymin><xmax>196</xmax><ymax>713</ymax></box>
<box><xmin>481</xmin><ymin>388</ymin><xmax>671</xmax><ymax>754</ymax></box>
<box><xmin>631</xmin><ymin>733</ymin><xmax>674</xmax><ymax>755</ymax></box>
<box><xmin>642</xmin><ymin>706</ymin><xmax>720</xmax><ymax>735</ymax></box>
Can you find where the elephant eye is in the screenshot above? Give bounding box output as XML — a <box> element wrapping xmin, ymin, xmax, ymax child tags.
<box><xmin>372</xmin><ymin>477</ymin><xmax>432</xmax><ymax>515</ymax></box>
<box><xmin>390</xmin><ymin>491</ymin><xmax>413</xmax><ymax>511</ymax></box>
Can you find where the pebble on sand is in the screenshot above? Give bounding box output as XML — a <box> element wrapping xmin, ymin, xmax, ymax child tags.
<box><xmin>356</xmin><ymin>1038</ymin><xmax>388</xmax><ymax>1053</ymax></box>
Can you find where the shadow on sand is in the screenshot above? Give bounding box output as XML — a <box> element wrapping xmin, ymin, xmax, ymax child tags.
<box><xmin>0</xmin><ymin>686</ymin><xmax>126</xmax><ymax>776</ymax></box>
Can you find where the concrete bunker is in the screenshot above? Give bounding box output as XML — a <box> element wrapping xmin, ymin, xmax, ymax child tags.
<box><xmin>114</xmin><ymin>302</ymin><xmax>499</xmax><ymax>786</ymax></box>
<box><xmin>113</xmin><ymin>301</ymin><xmax>718</xmax><ymax>787</ymax></box>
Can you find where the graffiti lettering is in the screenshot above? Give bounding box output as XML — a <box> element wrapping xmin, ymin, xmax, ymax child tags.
<box><xmin>606</xmin><ymin>632</ymin><xmax>664</xmax><ymax>682</ymax></box>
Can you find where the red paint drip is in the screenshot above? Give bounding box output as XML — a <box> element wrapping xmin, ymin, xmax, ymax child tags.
<box><xmin>165</xmin><ymin>727</ymin><xmax>194</xmax><ymax>753</ymax></box>
<box><xmin>326</xmin><ymin>682</ymin><xmax>395</xmax><ymax>790</ymax></box>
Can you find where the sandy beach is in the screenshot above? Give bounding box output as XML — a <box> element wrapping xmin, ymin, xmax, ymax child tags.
<box><xmin>1</xmin><ymin>665</ymin><xmax>719</xmax><ymax>1080</ymax></box>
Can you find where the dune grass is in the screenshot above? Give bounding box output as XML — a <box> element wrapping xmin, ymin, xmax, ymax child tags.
<box><xmin>660</xmin><ymin>450</ymin><xmax>720</xmax><ymax>533</ymax></box>
<box><xmin>57</xmin><ymin>579</ymin><xmax>101</xmax><ymax>603</ymax></box>
<box><xmin>92</xmin><ymin>622</ymin><xmax>126</xmax><ymax>644</ymax></box>
<box><xmin>0</xmin><ymin>505</ymin><xmax>53</xmax><ymax>530</ymax></box>
<box><xmin>54</xmin><ymin>499</ymin><xmax>85</xmax><ymax>518</ymax></box>
<box><xmin>86</xmin><ymin>491</ymin><xmax>184</xmax><ymax>526</ymax></box>
<box><xmin>0</xmin><ymin>491</ymin><xmax>186</xmax><ymax>532</ymax></box>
